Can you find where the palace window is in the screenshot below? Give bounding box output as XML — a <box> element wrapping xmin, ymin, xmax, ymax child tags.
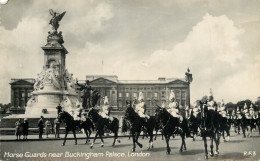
<box><xmin>162</xmin><ymin>91</ymin><xmax>165</xmax><ymax>98</ymax></box>
<box><xmin>154</xmin><ymin>92</ymin><xmax>158</xmax><ymax>98</ymax></box>
<box><xmin>133</xmin><ymin>93</ymin><xmax>137</xmax><ymax>98</ymax></box>
<box><xmin>181</xmin><ymin>92</ymin><xmax>186</xmax><ymax>100</ymax></box>
<box><xmin>119</xmin><ymin>93</ymin><xmax>122</xmax><ymax>98</ymax></box>
<box><xmin>126</xmin><ymin>93</ymin><xmax>129</xmax><ymax>98</ymax></box>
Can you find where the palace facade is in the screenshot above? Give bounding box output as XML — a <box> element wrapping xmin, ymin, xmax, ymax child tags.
<box><xmin>77</xmin><ymin>75</ymin><xmax>191</xmax><ymax>115</ymax></box>
<box><xmin>10</xmin><ymin>74</ymin><xmax>191</xmax><ymax>116</ymax></box>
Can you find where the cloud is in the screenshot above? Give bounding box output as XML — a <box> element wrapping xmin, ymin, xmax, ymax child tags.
<box><xmin>121</xmin><ymin>13</ymin><xmax>259</xmax><ymax>103</ymax></box>
<box><xmin>0</xmin><ymin>1</ymin><xmax>115</xmax><ymax>104</ymax></box>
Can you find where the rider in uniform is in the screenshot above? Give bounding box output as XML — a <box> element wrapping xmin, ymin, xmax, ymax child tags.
<box><xmin>236</xmin><ymin>107</ymin><xmax>242</xmax><ymax>134</ymax></box>
<box><xmin>135</xmin><ymin>92</ymin><xmax>150</xmax><ymax>127</ymax></box>
<box><xmin>206</xmin><ymin>89</ymin><xmax>217</xmax><ymax>111</ymax></box>
<box><xmin>167</xmin><ymin>90</ymin><xmax>182</xmax><ymax>120</ymax></box>
<box><xmin>249</xmin><ymin>104</ymin><xmax>255</xmax><ymax>119</ymax></box>
<box><xmin>100</xmin><ymin>96</ymin><xmax>113</xmax><ymax>121</ymax></box>
<box><xmin>219</xmin><ymin>100</ymin><xmax>227</xmax><ymax>118</ymax></box>
<box><xmin>243</xmin><ymin>103</ymin><xmax>250</xmax><ymax>119</ymax></box>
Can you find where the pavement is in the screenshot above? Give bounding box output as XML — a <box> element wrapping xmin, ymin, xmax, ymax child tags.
<box><xmin>1</xmin><ymin>131</ymin><xmax>260</xmax><ymax>161</ymax></box>
<box><xmin>0</xmin><ymin>130</ymin><xmax>131</xmax><ymax>141</ymax></box>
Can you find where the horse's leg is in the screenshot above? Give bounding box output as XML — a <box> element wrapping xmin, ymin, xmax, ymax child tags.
<box><xmin>183</xmin><ymin>133</ymin><xmax>187</xmax><ymax>150</ymax></box>
<box><xmin>154</xmin><ymin>130</ymin><xmax>157</xmax><ymax>140</ymax></box>
<box><xmin>99</xmin><ymin>132</ymin><xmax>104</xmax><ymax>147</ymax></box>
<box><xmin>179</xmin><ymin>133</ymin><xmax>184</xmax><ymax>152</ymax></box>
<box><xmin>210</xmin><ymin>134</ymin><xmax>214</xmax><ymax>157</ymax></box>
<box><xmin>112</xmin><ymin>131</ymin><xmax>117</xmax><ymax>146</ymax></box>
<box><xmin>162</xmin><ymin>131</ymin><xmax>164</xmax><ymax>140</ymax></box>
<box><xmin>62</xmin><ymin>131</ymin><xmax>68</xmax><ymax>146</ymax></box>
<box><xmin>135</xmin><ymin>132</ymin><xmax>143</xmax><ymax>148</ymax></box>
<box><xmin>85</xmin><ymin>128</ymin><xmax>89</xmax><ymax>144</ymax></box>
<box><xmin>226</xmin><ymin>129</ymin><xmax>230</xmax><ymax>141</ymax></box>
<box><xmin>203</xmin><ymin>135</ymin><xmax>208</xmax><ymax>159</ymax></box>
<box><xmin>73</xmin><ymin>130</ymin><xmax>77</xmax><ymax>145</ymax></box>
<box><xmin>242</xmin><ymin>126</ymin><xmax>246</xmax><ymax>138</ymax></box>
<box><xmin>214</xmin><ymin>132</ymin><xmax>219</xmax><ymax>156</ymax></box>
<box><xmin>165</xmin><ymin>134</ymin><xmax>171</xmax><ymax>154</ymax></box>
<box><xmin>222</xmin><ymin>130</ymin><xmax>226</xmax><ymax>142</ymax></box>
<box><xmin>132</xmin><ymin>132</ymin><xmax>136</xmax><ymax>152</ymax></box>
<box><xmin>90</xmin><ymin>131</ymin><xmax>99</xmax><ymax>148</ymax></box>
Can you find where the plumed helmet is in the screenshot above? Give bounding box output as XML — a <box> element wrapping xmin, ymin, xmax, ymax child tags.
<box><xmin>169</xmin><ymin>90</ymin><xmax>175</xmax><ymax>101</ymax></box>
<box><xmin>249</xmin><ymin>104</ymin><xmax>254</xmax><ymax>111</ymax></box>
<box><xmin>138</xmin><ymin>92</ymin><xmax>144</xmax><ymax>101</ymax></box>
<box><xmin>208</xmin><ymin>88</ymin><xmax>213</xmax><ymax>100</ymax></box>
<box><xmin>244</xmin><ymin>103</ymin><xmax>247</xmax><ymax>109</ymax></box>
<box><xmin>161</xmin><ymin>102</ymin><xmax>166</xmax><ymax>108</ymax></box>
<box><xmin>104</xmin><ymin>96</ymin><xmax>109</xmax><ymax>105</ymax></box>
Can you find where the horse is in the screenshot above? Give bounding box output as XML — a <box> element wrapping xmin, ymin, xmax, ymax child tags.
<box><xmin>154</xmin><ymin>118</ymin><xmax>164</xmax><ymax>141</ymax></box>
<box><xmin>188</xmin><ymin>111</ymin><xmax>200</xmax><ymax>141</ymax></box>
<box><xmin>199</xmin><ymin>101</ymin><xmax>221</xmax><ymax>159</ymax></box>
<box><xmin>59</xmin><ymin>111</ymin><xmax>94</xmax><ymax>145</ymax></box>
<box><xmin>154</xmin><ymin>106</ymin><xmax>181</xmax><ymax>154</ymax></box>
<box><xmin>121</xmin><ymin>116</ymin><xmax>132</xmax><ymax>140</ymax></box>
<box><xmin>240</xmin><ymin>113</ymin><xmax>256</xmax><ymax>138</ymax></box>
<box><xmin>124</xmin><ymin>106</ymin><xmax>143</xmax><ymax>151</ymax></box>
<box><xmin>218</xmin><ymin>113</ymin><xmax>231</xmax><ymax>142</ymax></box>
<box><xmin>88</xmin><ymin>107</ymin><xmax>120</xmax><ymax>148</ymax></box>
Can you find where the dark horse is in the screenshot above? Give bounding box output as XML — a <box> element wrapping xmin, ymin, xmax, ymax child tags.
<box><xmin>199</xmin><ymin>101</ymin><xmax>220</xmax><ymax>159</ymax></box>
<box><xmin>154</xmin><ymin>107</ymin><xmax>180</xmax><ymax>154</ymax></box>
<box><xmin>59</xmin><ymin>111</ymin><xmax>94</xmax><ymax>146</ymax></box>
<box><xmin>188</xmin><ymin>111</ymin><xmax>200</xmax><ymax>141</ymax></box>
<box><xmin>124</xmin><ymin>106</ymin><xmax>156</xmax><ymax>151</ymax></box>
<box><xmin>88</xmin><ymin>107</ymin><xmax>120</xmax><ymax>148</ymax></box>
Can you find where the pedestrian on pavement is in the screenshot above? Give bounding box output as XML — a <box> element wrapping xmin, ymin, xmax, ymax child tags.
<box><xmin>38</xmin><ymin>116</ymin><xmax>44</xmax><ymax>139</ymax></box>
<box><xmin>56</xmin><ymin>104</ymin><xmax>62</xmax><ymax>116</ymax></box>
<box><xmin>54</xmin><ymin>117</ymin><xmax>60</xmax><ymax>138</ymax></box>
<box><xmin>45</xmin><ymin>119</ymin><xmax>51</xmax><ymax>138</ymax></box>
<box><xmin>23</xmin><ymin>118</ymin><xmax>29</xmax><ymax>140</ymax></box>
<box><xmin>15</xmin><ymin>119</ymin><xmax>22</xmax><ymax>140</ymax></box>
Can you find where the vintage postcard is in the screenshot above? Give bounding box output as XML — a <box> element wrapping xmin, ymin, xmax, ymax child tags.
<box><xmin>0</xmin><ymin>0</ymin><xmax>259</xmax><ymax>161</ymax></box>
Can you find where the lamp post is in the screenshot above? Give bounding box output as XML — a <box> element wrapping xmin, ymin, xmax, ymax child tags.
<box><xmin>185</xmin><ymin>68</ymin><xmax>193</xmax><ymax>110</ymax></box>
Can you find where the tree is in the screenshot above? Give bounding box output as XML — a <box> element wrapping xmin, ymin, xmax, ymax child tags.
<box><xmin>236</xmin><ymin>99</ymin><xmax>252</xmax><ymax>109</ymax></box>
<box><xmin>225</xmin><ymin>102</ymin><xmax>236</xmax><ymax>112</ymax></box>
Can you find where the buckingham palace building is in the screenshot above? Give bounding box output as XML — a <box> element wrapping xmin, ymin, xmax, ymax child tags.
<box><xmin>77</xmin><ymin>73</ymin><xmax>192</xmax><ymax>116</ymax></box>
<box><xmin>10</xmin><ymin>72</ymin><xmax>192</xmax><ymax>116</ymax></box>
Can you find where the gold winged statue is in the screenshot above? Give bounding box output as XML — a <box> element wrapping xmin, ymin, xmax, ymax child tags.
<box><xmin>49</xmin><ymin>9</ymin><xmax>66</xmax><ymax>31</ymax></box>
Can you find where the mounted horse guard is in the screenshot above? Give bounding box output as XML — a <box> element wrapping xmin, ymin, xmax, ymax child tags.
<box><xmin>88</xmin><ymin>94</ymin><xmax>120</xmax><ymax>149</ymax></box>
<box><xmin>235</xmin><ymin>106</ymin><xmax>242</xmax><ymax>134</ymax></box>
<box><xmin>218</xmin><ymin>100</ymin><xmax>231</xmax><ymax>142</ymax></box>
<box><xmin>200</xmin><ymin>89</ymin><xmax>221</xmax><ymax>159</ymax></box>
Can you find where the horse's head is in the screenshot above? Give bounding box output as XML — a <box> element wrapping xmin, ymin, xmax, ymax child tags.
<box><xmin>199</xmin><ymin>101</ymin><xmax>208</xmax><ymax>118</ymax></box>
<box><xmin>124</xmin><ymin>106</ymin><xmax>137</xmax><ymax>121</ymax></box>
<box><xmin>88</xmin><ymin>107</ymin><xmax>100</xmax><ymax>122</ymax></box>
<box><xmin>59</xmin><ymin>111</ymin><xmax>73</xmax><ymax>123</ymax></box>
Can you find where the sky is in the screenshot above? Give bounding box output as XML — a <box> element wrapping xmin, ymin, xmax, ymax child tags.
<box><xmin>0</xmin><ymin>0</ymin><xmax>259</xmax><ymax>105</ymax></box>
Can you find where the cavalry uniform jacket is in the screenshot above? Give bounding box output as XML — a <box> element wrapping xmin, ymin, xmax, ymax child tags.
<box><xmin>135</xmin><ymin>102</ymin><xmax>149</xmax><ymax>119</ymax></box>
<box><xmin>168</xmin><ymin>102</ymin><xmax>180</xmax><ymax>118</ymax></box>
<box><xmin>193</xmin><ymin>107</ymin><xmax>200</xmax><ymax>117</ymax></box>
<box><xmin>207</xmin><ymin>100</ymin><xmax>215</xmax><ymax>111</ymax></box>
<box><xmin>100</xmin><ymin>105</ymin><xmax>110</xmax><ymax>119</ymax></box>
<box><xmin>219</xmin><ymin>106</ymin><xmax>227</xmax><ymax>118</ymax></box>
